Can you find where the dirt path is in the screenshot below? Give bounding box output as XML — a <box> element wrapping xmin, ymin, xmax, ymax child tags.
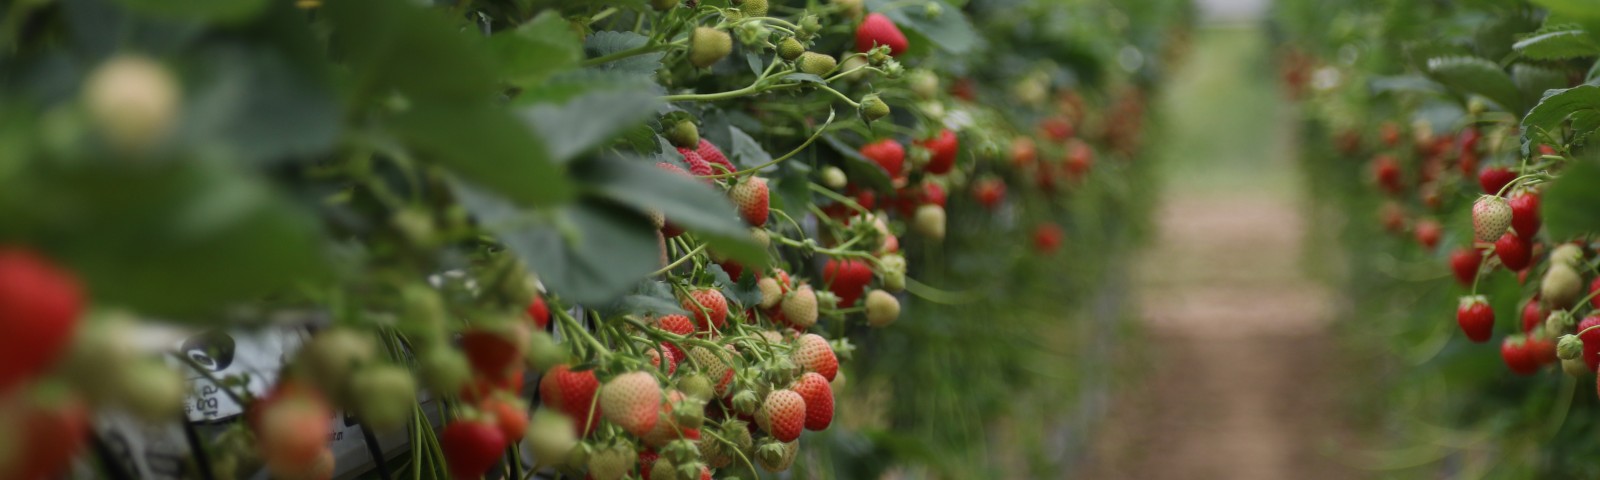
<box><xmin>1076</xmin><ymin>26</ymin><xmax>1362</xmax><ymax>479</ymax></box>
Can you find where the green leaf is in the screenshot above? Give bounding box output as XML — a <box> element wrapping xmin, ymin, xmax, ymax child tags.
<box><xmin>866</xmin><ymin>0</ymin><xmax>979</xmax><ymax>55</ymax></box>
<box><xmin>455</xmin><ymin>182</ymin><xmax>661</xmax><ymax>305</ymax></box>
<box><xmin>1369</xmin><ymin>75</ymin><xmax>1444</xmax><ymax>95</ymax></box>
<box><xmin>1425</xmin><ymin>55</ymin><xmax>1524</xmax><ymax>112</ymax></box>
<box><xmin>519</xmin><ymin>89</ymin><xmax>663</xmax><ymax>163</ymax></box>
<box><xmin>1543</xmin><ymin>158</ymin><xmax>1600</xmax><ymax>239</ymax></box>
<box><xmin>1531</xmin><ymin>0</ymin><xmax>1600</xmax><ymax>44</ymax></box>
<box><xmin>1514</xmin><ymin>24</ymin><xmax>1600</xmax><ymax>59</ymax></box>
<box><xmin>821</xmin><ymin>134</ymin><xmax>892</xmax><ymax>192</ymax></box>
<box><xmin>179</xmin><ymin>46</ymin><xmax>341</xmax><ymax>165</ymax></box>
<box><xmin>323</xmin><ymin>0</ymin><xmax>495</xmax><ymax>102</ymax></box>
<box><xmin>576</xmin><ymin>155</ymin><xmax>767</xmax><ymax>266</ymax></box>
<box><xmin>1512</xmin><ymin>63</ymin><xmax>1569</xmax><ymax>100</ymax></box>
<box><xmin>597</xmin><ymin>281</ymin><xmax>686</xmax><ymax>318</ymax></box>
<box><xmin>727</xmin><ymin>127</ymin><xmax>771</xmax><ymax>169</ymax></box>
<box><xmin>585</xmin><ymin>31</ymin><xmax>663</xmax><ymax>79</ymax></box>
<box><xmin>391</xmin><ymin>101</ymin><xmax>574</xmax><ymax>207</ymax></box>
<box><xmin>1520</xmin><ymin>85</ymin><xmax>1600</xmax><ymax>154</ymax></box>
<box><xmin>489</xmin><ymin>11</ymin><xmax>583</xmax><ymax>89</ymax></box>
<box><xmin>113</xmin><ymin>0</ymin><xmax>268</xmax><ymax>22</ymax></box>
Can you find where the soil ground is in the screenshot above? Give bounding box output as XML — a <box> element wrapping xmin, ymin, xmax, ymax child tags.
<box><xmin>1076</xmin><ymin>25</ymin><xmax>1365</xmax><ymax>479</ymax></box>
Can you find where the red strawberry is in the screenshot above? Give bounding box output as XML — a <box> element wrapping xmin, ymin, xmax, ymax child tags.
<box><xmin>255</xmin><ymin>385</ymin><xmax>333</xmax><ymax>474</ymax></box>
<box><xmin>1414</xmin><ymin>218</ymin><xmax>1441</xmax><ymax>249</ymax></box>
<box><xmin>718</xmin><ymin>258</ymin><xmax>746</xmax><ymax>281</ymax></box>
<box><xmin>1064</xmin><ymin>140</ymin><xmax>1094</xmax><ymax>180</ymax></box>
<box><xmin>1379</xmin><ymin>121</ymin><xmax>1401</xmax><ymax>146</ymax></box>
<box><xmin>1380</xmin><ymin>201</ymin><xmax>1406</xmax><ymax>233</ymax></box>
<box><xmin>1495</xmin><ymin>232</ymin><xmax>1532</xmax><ymax>271</ymax></box>
<box><xmin>854</xmin><ymin>13</ymin><xmax>908</xmax><ymax>56</ymax></box>
<box><xmin>756</xmin><ymin>389</ymin><xmax>806</xmax><ymax>442</ymax></box>
<box><xmin>973</xmin><ymin>178</ymin><xmax>1006</xmax><ymax>209</ymax></box>
<box><xmin>731</xmin><ymin>177</ymin><xmax>770</xmax><ymax>227</ymax></box>
<box><xmin>697</xmin><ymin>139</ymin><xmax>734</xmax><ymax>173</ymax></box>
<box><xmin>0</xmin><ymin>248</ymin><xmax>85</xmax><ymax>394</ymax></box>
<box><xmin>821</xmin><ymin>259</ymin><xmax>872</xmax><ymax>308</ymax></box>
<box><xmin>681</xmin><ymin>288</ymin><xmax>729</xmax><ymax>331</ymax></box>
<box><xmin>1372</xmin><ymin>155</ymin><xmax>1401</xmax><ymax>195</ymax></box>
<box><xmin>1456</xmin><ymin>296</ymin><xmax>1493</xmax><ymax>343</ymax></box>
<box><xmin>1502</xmin><ymin>336</ymin><xmax>1538</xmax><ymax>375</ymax></box>
<box><xmin>459</xmin><ymin>366</ymin><xmax>524</xmax><ymax>404</ymax></box>
<box><xmin>1527</xmin><ymin>335</ymin><xmax>1557</xmax><ymax>366</ymax></box>
<box><xmin>1034</xmin><ymin>224</ymin><xmax>1064</xmax><ymax>254</ymax></box>
<box><xmin>1458</xmin><ymin>149</ymin><xmax>1479</xmax><ymax>178</ymax></box>
<box><xmin>654</xmin><ymin>314</ymin><xmax>695</xmax><ymax>358</ymax></box>
<box><xmin>4</xmin><ymin>393</ymin><xmax>89</xmax><ymax>480</ymax></box>
<box><xmin>479</xmin><ymin>393</ymin><xmax>530</xmax><ymax>441</ymax></box>
<box><xmin>527</xmin><ymin>296</ymin><xmax>551</xmax><ymax>330</ymax></box>
<box><xmin>860</xmin><ymin>139</ymin><xmax>906</xmax><ymax>179</ymax></box>
<box><xmin>791</xmin><ymin>372</ymin><xmax>834</xmax><ymax>431</ymax></box>
<box><xmin>1508</xmin><ymin>190</ymin><xmax>1541</xmax><ymax>238</ymax></box>
<box><xmin>1580</xmin><ymin>315</ymin><xmax>1600</xmax><ymax>371</ymax></box>
<box><xmin>1521</xmin><ymin>297</ymin><xmax>1546</xmax><ymax>333</ymax></box>
<box><xmin>441</xmin><ymin>418</ymin><xmax>508</xmax><ymax>479</ymax></box>
<box><xmin>460</xmin><ymin>326</ymin><xmax>527</xmax><ymax>378</ymax></box>
<box><xmin>1591</xmin><ymin>277</ymin><xmax>1600</xmax><ymax>309</ymax></box>
<box><xmin>792</xmin><ymin>333</ymin><xmax>839</xmax><ymax>381</ymax></box>
<box><xmin>539</xmin><ymin>365</ymin><xmax>602</xmax><ymax>436</ymax></box>
<box><xmin>600</xmin><ymin>371</ymin><xmax>663</xmax><ymax>437</ymax></box>
<box><xmin>645</xmin><ymin>344</ymin><xmax>678</xmax><ymax>375</ymax></box>
<box><xmin>1479</xmin><ymin>166</ymin><xmax>1517</xmax><ymax>196</ymax></box>
<box><xmin>678</xmin><ymin>147</ymin><xmax>715</xmax><ymax>177</ymax></box>
<box><xmin>638</xmin><ymin>451</ymin><xmax>661</xmax><ymax>480</ymax></box>
<box><xmin>918</xmin><ymin>129</ymin><xmax>958</xmax><ymax>174</ymax></box>
<box><xmin>1449</xmin><ymin>247</ymin><xmax>1481</xmax><ymax>286</ymax></box>
<box><xmin>1040</xmin><ymin>117</ymin><xmax>1075</xmax><ymax>142</ymax></box>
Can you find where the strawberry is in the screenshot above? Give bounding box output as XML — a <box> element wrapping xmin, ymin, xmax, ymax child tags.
<box><xmin>792</xmin><ymin>333</ymin><xmax>839</xmax><ymax>381</ymax></box>
<box><xmin>654</xmin><ymin>314</ymin><xmax>695</xmax><ymax>358</ymax></box>
<box><xmin>912</xmin><ymin>204</ymin><xmax>946</xmax><ymax>240</ymax></box>
<box><xmin>758</xmin><ymin>277</ymin><xmax>784</xmax><ymax>309</ymax></box>
<box><xmin>689</xmin><ymin>27</ymin><xmax>733</xmax><ymax>68</ymax></box>
<box><xmin>731</xmin><ymin>177</ymin><xmax>771</xmax><ymax>227</ymax></box>
<box><xmin>973</xmin><ymin>178</ymin><xmax>1006</xmax><ymax>209</ymax></box>
<box><xmin>538</xmin><ymin>365</ymin><xmax>602</xmax><ymax>436</ymax></box>
<box><xmin>587</xmin><ymin>443</ymin><xmax>637</xmax><ymax>480</ymax></box>
<box><xmin>1034</xmin><ymin>224</ymin><xmax>1064</xmax><ymax>254</ymax></box>
<box><xmin>796</xmin><ymin>52</ymin><xmax>839</xmax><ymax>76</ymax></box>
<box><xmin>645</xmin><ymin>344</ymin><xmax>678</xmax><ymax>375</ymax></box>
<box><xmin>918</xmin><ymin>129</ymin><xmax>959</xmax><ymax>174</ymax></box>
<box><xmin>0</xmin><ymin>248</ymin><xmax>85</xmax><ymax>394</ymax></box>
<box><xmin>860</xmin><ymin>139</ymin><xmax>906</xmax><ymax>179</ymax></box>
<box><xmin>681</xmin><ymin>288</ymin><xmax>729</xmax><ymax>332</ymax></box>
<box><xmin>1521</xmin><ymin>297</ymin><xmax>1546</xmax><ymax>333</ymax></box>
<box><xmin>1472</xmin><ymin>196</ymin><xmax>1512</xmax><ymax>242</ymax></box>
<box><xmin>1591</xmin><ymin>277</ymin><xmax>1600</xmax><ymax>309</ymax></box>
<box><xmin>1543</xmin><ymin>264</ymin><xmax>1584</xmax><ymax>310</ymax></box>
<box><xmin>1372</xmin><ymin>155</ymin><xmax>1401</xmax><ymax>195</ymax></box>
<box><xmin>1379</xmin><ymin>121</ymin><xmax>1401</xmax><ymax>146</ymax></box>
<box><xmin>696</xmin><ymin>139</ymin><xmax>734</xmax><ymax>173</ymax></box>
<box><xmin>600</xmin><ymin>371</ymin><xmax>663</xmax><ymax>437</ymax></box>
<box><xmin>1449</xmin><ymin>247</ymin><xmax>1481</xmax><ymax>286</ymax></box>
<box><xmin>255</xmin><ymin>385</ymin><xmax>333</xmax><ymax>474</ymax></box>
<box><xmin>1527</xmin><ymin>335</ymin><xmax>1558</xmax><ymax>366</ymax></box>
<box><xmin>855</xmin><ymin>13</ymin><xmax>908</xmax><ymax>56</ymax></box>
<box><xmin>791</xmin><ymin>372</ymin><xmax>834</xmax><ymax>431</ymax></box>
<box><xmin>1456</xmin><ymin>296</ymin><xmax>1494</xmax><ymax>343</ymax></box>
<box><xmin>865</xmin><ymin>289</ymin><xmax>899</xmax><ymax>327</ymax></box>
<box><xmin>459</xmin><ymin>366</ymin><xmax>524</xmax><ymax>404</ymax></box>
<box><xmin>1040</xmin><ymin>117</ymin><xmax>1075</xmax><ymax>142</ymax></box>
<box><xmin>441</xmin><ymin>418</ymin><xmax>508</xmax><ymax>479</ymax></box>
<box><xmin>1477</xmin><ymin>166</ymin><xmax>1516</xmax><ymax>196</ymax></box>
<box><xmin>781</xmin><ymin>284</ymin><xmax>819</xmax><ymax>329</ymax></box>
<box><xmin>638</xmin><ymin>451</ymin><xmax>661</xmax><ymax>480</ymax></box>
<box><xmin>756</xmin><ymin>389</ymin><xmax>806</xmax><ymax>442</ymax></box>
<box><xmin>1580</xmin><ymin>315</ymin><xmax>1600</xmax><ymax>371</ymax></box>
<box><xmin>1011</xmin><ymin>136</ymin><xmax>1038</xmax><ymax>167</ymax></box>
<box><xmin>1414</xmin><ymin>219</ymin><xmax>1441</xmax><ymax>250</ymax></box>
<box><xmin>1502</xmin><ymin>335</ymin><xmax>1538</xmax><ymax>375</ymax></box>
<box><xmin>1380</xmin><ymin>201</ymin><xmax>1406</xmax><ymax>233</ymax></box>
<box><xmin>640</xmin><ymin>390</ymin><xmax>700</xmax><ymax>447</ymax></box>
<box><xmin>527</xmin><ymin>296</ymin><xmax>552</xmax><ymax>330</ymax></box>
<box><xmin>677</xmin><ymin>147</ymin><xmax>715</xmax><ymax>177</ymax></box>
<box><xmin>523</xmin><ymin>410</ymin><xmax>578</xmax><ymax>467</ymax></box>
<box><xmin>686</xmin><ymin>346</ymin><xmax>735</xmax><ymax>397</ymax></box>
<box><xmin>1494</xmin><ymin>232</ymin><xmax>1532</xmax><ymax>271</ymax></box>
<box><xmin>1458</xmin><ymin>149</ymin><xmax>1479</xmax><ymax>178</ymax></box>
<box><xmin>3</xmin><ymin>393</ymin><xmax>89</xmax><ymax>480</ymax></box>
<box><xmin>460</xmin><ymin>325</ymin><xmax>527</xmax><ymax>378</ymax></box>
<box><xmin>350</xmin><ymin>364</ymin><xmax>419</xmax><ymax>431</ymax></box>
<box><xmin>822</xmin><ymin>259</ymin><xmax>873</xmax><ymax>308</ymax></box>
<box><xmin>1508</xmin><ymin>190</ymin><xmax>1541</xmax><ymax>238</ymax></box>
<box><xmin>479</xmin><ymin>393</ymin><xmax>530</xmax><ymax>441</ymax></box>
<box><xmin>1064</xmin><ymin>140</ymin><xmax>1094</xmax><ymax>180</ymax></box>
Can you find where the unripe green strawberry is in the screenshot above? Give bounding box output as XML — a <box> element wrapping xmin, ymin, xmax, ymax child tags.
<box><xmin>879</xmin><ymin>254</ymin><xmax>907</xmax><ymax>293</ymax></box>
<box><xmin>1472</xmin><ymin>195</ymin><xmax>1512</xmax><ymax>242</ymax></box>
<box><xmin>600</xmin><ymin>371</ymin><xmax>663</xmax><ymax>437</ymax></box>
<box><xmin>400</xmin><ymin>283</ymin><xmax>447</xmax><ymax>340</ymax></box>
<box><xmin>587</xmin><ymin>443</ymin><xmax>637</xmax><ymax>480</ymax></box>
<box><xmin>1563</xmin><ymin>357</ymin><xmax>1589</xmax><ymax>377</ymax></box>
<box><xmin>686</xmin><ymin>346</ymin><xmax>735</xmax><ymax>396</ymax></box>
<box><xmin>755</xmin><ymin>440</ymin><xmax>799</xmax><ymax>472</ymax></box>
<box><xmin>912</xmin><ymin>204</ymin><xmax>946</xmax><ymax>240</ymax></box>
<box><xmin>678</xmin><ymin>373</ymin><xmax>715</xmax><ymax>400</ymax></box>
<box><xmin>1543</xmin><ymin>264</ymin><xmax>1584</xmax><ymax>309</ymax></box>
<box><xmin>114</xmin><ymin>360</ymin><xmax>186</xmax><ymax>422</ymax></box>
<box><xmin>731</xmin><ymin>177</ymin><xmax>771</xmax><ymax>227</ymax></box>
<box><xmin>796</xmin><ymin>51</ymin><xmax>837</xmax><ymax>76</ymax></box>
<box><xmin>667</xmin><ymin>119</ymin><xmax>700</xmax><ymax>148</ymax></box>
<box><xmin>524</xmin><ymin>410</ymin><xmax>578</xmax><ymax>465</ymax></box>
<box><xmin>1559</xmin><ymin>334</ymin><xmax>1583</xmax><ymax>360</ymax></box>
<box><xmin>820</xmin><ymin>166</ymin><xmax>848</xmax><ymax>189</ymax></box>
<box><xmin>909</xmin><ymin>70</ymin><xmax>939</xmax><ymax>99</ymax></box>
<box><xmin>1551</xmin><ymin>243</ymin><xmax>1586</xmax><ymax>269</ymax></box>
<box><xmin>651</xmin><ymin>0</ymin><xmax>676</xmax><ymax>10</ymax></box>
<box><xmin>649</xmin><ymin>456</ymin><xmax>679</xmax><ymax>480</ymax></box>
<box><xmin>525</xmin><ymin>329</ymin><xmax>565</xmax><ymax>372</ymax></box>
<box><xmin>751</xmin><ymin>227</ymin><xmax>771</xmax><ymax>250</ymax></box>
<box><xmin>350</xmin><ymin>364</ymin><xmax>417</xmax><ymax>431</ymax></box>
<box><xmin>292</xmin><ymin>327</ymin><xmax>377</xmax><ymax>406</ymax></box>
<box><xmin>860</xmin><ymin>93</ymin><xmax>890</xmax><ymax>121</ymax></box>
<box><xmin>419</xmin><ymin>347</ymin><xmax>471</xmax><ymax>395</ymax></box>
<box><xmin>782</xmin><ymin>285</ymin><xmax>819</xmax><ymax>329</ymax></box>
<box><xmin>84</xmin><ymin>55</ymin><xmax>180</xmax><ymax>154</ymax></box>
<box><xmin>1547</xmin><ymin>310</ymin><xmax>1576</xmax><ymax>333</ymax></box>
<box><xmin>689</xmin><ymin>28</ymin><xmax>733</xmax><ymax>68</ymax></box>
<box><xmin>779</xmin><ymin>37</ymin><xmax>805</xmax><ymax>61</ymax></box>
<box><xmin>864</xmin><ymin>290</ymin><xmax>900</xmax><ymax>327</ymax></box>
<box><xmin>756</xmin><ymin>389</ymin><xmax>805</xmax><ymax>442</ymax></box>
<box><xmin>735</xmin><ymin>0</ymin><xmax>768</xmax><ymax>17</ymax></box>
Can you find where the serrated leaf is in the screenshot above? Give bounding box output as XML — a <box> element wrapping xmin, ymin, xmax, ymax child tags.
<box><xmin>1541</xmin><ymin>158</ymin><xmax>1600</xmax><ymax>239</ymax></box>
<box><xmin>727</xmin><ymin>127</ymin><xmax>771</xmax><ymax>169</ymax></box>
<box><xmin>455</xmin><ymin>182</ymin><xmax>661</xmax><ymax>305</ymax></box>
<box><xmin>490</xmin><ymin>11</ymin><xmax>583</xmax><ymax>89</ymax></box>
<box><xmin>585</xmin><ymin>31</ymin><xmax>663</xmax><ymax>78</ymax></box>
<box><xmin>576</xmin><ymin>155</ymin><xmax>766</xmax><ymax>266</ymax></box>
<box><xmin>1514</xmin><ymin>24</ymin><xmax>1600</xmax><ymax>59</ymax></box>
<box><xmin>519</xmin><ymin>89</ymin><xmax>663</xmax><ymax>163</ymax></box>
<box><xmin>1425</xmin><ymin>55</ymin><xmax>1525</xmax><ymax>112</ymax></box>
<box><xmin>1520</xmin><ymin>85</ymin><xmax>1600</xmax><ymax>154</ymax></box>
